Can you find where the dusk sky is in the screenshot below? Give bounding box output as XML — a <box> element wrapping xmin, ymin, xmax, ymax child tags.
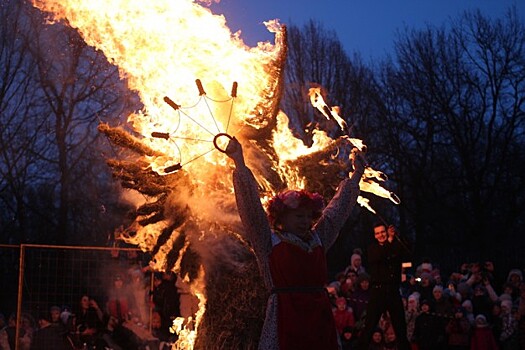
<box><xmin>210</xmin><ymin>0</ymin><xmax>525</xmax><ymax>61</ymax></box>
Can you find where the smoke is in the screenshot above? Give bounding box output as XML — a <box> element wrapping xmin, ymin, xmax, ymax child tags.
<box><xmin>119</xmin><ymin>188</ymin><xmax>148</xmax><ymax>209</ymax></box>
<box><xmin>159</xmin><ymin>161</ymin><xmax>257</xmax><ymax>274</ymax></box>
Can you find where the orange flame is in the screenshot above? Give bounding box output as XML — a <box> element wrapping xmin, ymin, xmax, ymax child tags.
<box><xmin>33</xmin><ymin>0</ymin><xmax>285</xmax><ymax>179</ymax></box>
<box><xmin>357</xmin><ymin>196</ymin><xmax>376</xmax><ymax>214</ymax></box>
<box><xmin>308</xmin><ymin>87</ymin><xmax>348</xmax><ymax>133</ymax></box>
<box><xmin>307</xmin><ymin>86</ymin><xmax>401</xmax><ymax>210</ymax></box>
<box><xmin>31</xmin><ymin>0</ymin><xmax>290</xmax><ymax>347</ymax></box>
<box><xmin>32</xmin><ymin>0</ymin><xmax>400</xmax><ymax>347</ymax></box>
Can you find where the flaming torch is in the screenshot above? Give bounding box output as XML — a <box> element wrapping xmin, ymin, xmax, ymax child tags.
<box><xmin>307</xmin><ymin>86</ymin><xmax>400</xmax><ymax>206</ymax></box>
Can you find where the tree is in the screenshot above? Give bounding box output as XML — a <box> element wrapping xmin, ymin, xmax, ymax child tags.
<box><xmin>26</xmin><ymin>9</ymin><xmax>138</xmax><ymax>244</ymax></box>
<box><xmin>0</xmin><ymin>0</ymin><xmax>136</xmax><ymax>244</ymax></box>
<box><xmin>0</xmin><ymin>0</ymin><xmax>48</xmax><ymax>243</ymax></box>
<box><xmin>282</xmin><ymin>20</ymin><xmax>383</xmax><ymax>144</ymax></box>
<box><xmin>376</xmin><ymin>8</ymin><xmax>525</xmax><ymax>265</ymax></box>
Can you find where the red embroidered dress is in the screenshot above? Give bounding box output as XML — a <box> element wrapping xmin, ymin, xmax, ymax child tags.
<box><xmin>232</xmin><ymin>164</ymin><xmax>361</xmax><ymax>349</ymax></box>
<box><xmin>271</xmin><ymin>232</ymin><xmax>335</xmax><ymax>349</ymax></box>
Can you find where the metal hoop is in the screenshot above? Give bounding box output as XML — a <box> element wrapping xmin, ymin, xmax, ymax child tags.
<box><xmin>213</xmin><ymin>133</ymin><xmax>233</xmax><ymax>153</ymax></box>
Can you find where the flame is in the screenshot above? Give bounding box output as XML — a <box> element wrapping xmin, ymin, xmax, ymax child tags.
<box><xmin>307</xmin><ymin>86</ymin><xmax>401</xmax><ymax>210</ymax></box>
<box><xmin>33</xmin><ymin>0</ymin><xmax>285</xmax><ymax>182</ymax></box>
<box><xmin>359</xmin><ymin>178</ymin><xmax>401</xmax><ymax>204</ymax></box>
<box><xmin>170</xmin><ymin>268</ymin><xmax>206</xmax><ymax>350</ymax></box>
<box><xmin>357</xmin><ymin>196</ymin><xmax>376</xmax><ymax>214</ymax></box>
<box><xmin>308</xmin><ymin>87</ymin><xmax>348</xmax><ymax>133</ymax></box>
<box><xmin>271</xmin><ymin>111</ymin><xmax>335</xmax><ymax>188</ymax></box>
<box><xmin>31</xmin><ymin>0</ymin><xmax>290</xmax><ymax>347</ymax></box>
<box><xmin>32</xmin><ymin>0</ymin><xmax>400</xmax><ymax>347</ymax></box>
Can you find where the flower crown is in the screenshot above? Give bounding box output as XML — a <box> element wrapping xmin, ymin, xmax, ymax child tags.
<box><xmin>266</xmin><ymin>189</ymin><xmax>325</xmax><ymax>226</ymax></box>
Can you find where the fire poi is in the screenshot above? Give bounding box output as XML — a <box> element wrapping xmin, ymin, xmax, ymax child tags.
<box><xmin>31</xmin><ymin>0</ymin><xmax>399</xmax><ymax>348</ymax></box>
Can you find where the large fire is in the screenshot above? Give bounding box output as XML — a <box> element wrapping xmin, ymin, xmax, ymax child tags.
<box><xmin>32</xmin><ymin>0</ymin><xmax>398</xmax><ymax>348</ymax></box>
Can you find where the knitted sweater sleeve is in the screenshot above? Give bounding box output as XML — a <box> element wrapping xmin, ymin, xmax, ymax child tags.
<box><xmin>313</xmin><ymin>171</ymin><xmax>362</xmax><ymax>251</ymax></box>
<box><xmin>232</xmin><ymin>164</ymin><xmax>273</xmax><ymax>260</ymax></box>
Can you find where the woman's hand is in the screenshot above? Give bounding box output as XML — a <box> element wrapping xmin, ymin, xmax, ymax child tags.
<box><xmin>89</xmin><ymin>299</ymin><xmax>99</xmax><ymax>310</ymax></box>
<box><xmin>350</xmin><ymin>147</ymin><xmax>365</xmax><ymax>178</ymax></box>
<box><xmin>225</xmin><ymin>137</ymin><xmax>245</xmax><ymax>167</ymax></box>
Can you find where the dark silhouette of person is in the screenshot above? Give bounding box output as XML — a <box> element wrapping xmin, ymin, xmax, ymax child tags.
<box><xmin>358</xmin><ymin>223</ymin><xmax>411</xmax><ymax>350</ymax></box>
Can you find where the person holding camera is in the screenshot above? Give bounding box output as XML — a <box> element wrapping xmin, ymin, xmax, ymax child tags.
<box><xmin>73</xmin><ymin>294</ymin><xmax>104</xmax><ymax>348</ymax></box>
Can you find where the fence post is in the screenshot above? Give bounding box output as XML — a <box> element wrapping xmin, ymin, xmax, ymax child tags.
<box><xmin>15</xmin><ymin>244</ymin><xmax>26</xmax><ymax>350</ymax></box>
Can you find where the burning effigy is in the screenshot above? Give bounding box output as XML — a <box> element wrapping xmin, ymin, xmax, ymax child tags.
<box><xmin>32</xmin><ymin>0</ymin><xmax>399</xmax><ymax>348</ymax></box>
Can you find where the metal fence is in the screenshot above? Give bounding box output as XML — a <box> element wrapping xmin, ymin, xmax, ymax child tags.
<box><xmin>1</xmin><ymin>244</ymin><xmax>154</xmax><ymax>350</ymax></box>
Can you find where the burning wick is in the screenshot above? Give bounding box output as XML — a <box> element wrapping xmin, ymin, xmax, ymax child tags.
<box><xmin>164</xmin><ymin>163</ymin><xmax>182</xmax><ymax>173</ymax></box>
<box><xmin>231</xmin><ymin>81</ymin><xmax>238</xmax><ymax>98</ymax></box>
<box><xmin>195</xmin><ymin>79</ymin><xmax>206</xmax><ymax>96</ymax></box>
<box><xmin>213</xmin><ymin>133</ymin><xmax>233</xmax><ymax>153</ymax></box>
<box><xmin>151</xmin><ymin>132</ymin><xmax>170</xmax><ymax>140</ymax></box>
<box><xmin>163</xmin><ymin>96</ymin><xmax>180</xmax><ymax>110</ymax></box>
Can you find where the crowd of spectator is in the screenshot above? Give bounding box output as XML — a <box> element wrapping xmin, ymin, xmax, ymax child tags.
<box><xmin>327</xmin><ymin>252</ymin><xmax>525</xmax><ymax>349</ymax></box>
<box><xmin>1</xmin><ymin>248</ymin><xmax>523</xmax><ymax>349</ymax></box>
<box><xmin>0</xmin><ymin>266</ymin><xmax>198</xmax><ymax>350</ymax></box>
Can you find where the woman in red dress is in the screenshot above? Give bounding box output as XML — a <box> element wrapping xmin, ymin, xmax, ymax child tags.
<box><xmin>226</xmin><ymin>137</ymin><xmax>364</xmax><ymax>349</ymax></box>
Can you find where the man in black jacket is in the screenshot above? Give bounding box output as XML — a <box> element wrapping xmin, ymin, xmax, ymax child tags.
<box><xmin>358</xmin><ymin>223</ymin><xmax>411</xmax><ymax>350</ymax></box>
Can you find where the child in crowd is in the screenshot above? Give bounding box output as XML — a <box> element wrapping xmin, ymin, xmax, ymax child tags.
<box><xmin>384</xmin><ymin>324</ymin><xmax>399</xmax><ymax>349</ymax></box>
<box><xmin>498</xmin><ymin>299</ymin><xmax>518</xmax><ymax>349</ymax></box>
<box><xmin>340</xmin><ymin>326</ymin><xmax>356</xmax><ymax>350</ymax></box>
<box><xmin>405</xmin><ymin>292</ymin><xmax>420</xmax><ymax>349</ymax></box>
<box><xmin>349</xmin><ymin>272</ymin><xmax>370</xmax><ymax>324</ymax></box>
<box><xmin>414</xmin><ymin>299</ymin><xmax>445</xmax><ymax>350</ymax></box>
<box><xmin>470</xmin><ymin>314</ymin><xmax>498</xmax><ymax>350</ymax></box>
<box><xmin>445</xmin><ymin>306</ymin><xmax>471</xmax><ymax>350</ymax></box>
<box><xmin>461</xmin><ymin>300</ymin><xmax>475</xmax><ymax>326</ymax></box>
<box><xmin>333</xmin><ymin>297</ymin><xmax>356</xmax><ymax>337</ymax></box>
<box><xmin>368</xmin><ymin>327</ymin><xmax>384</xmax><ymax>350</ymax></box>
